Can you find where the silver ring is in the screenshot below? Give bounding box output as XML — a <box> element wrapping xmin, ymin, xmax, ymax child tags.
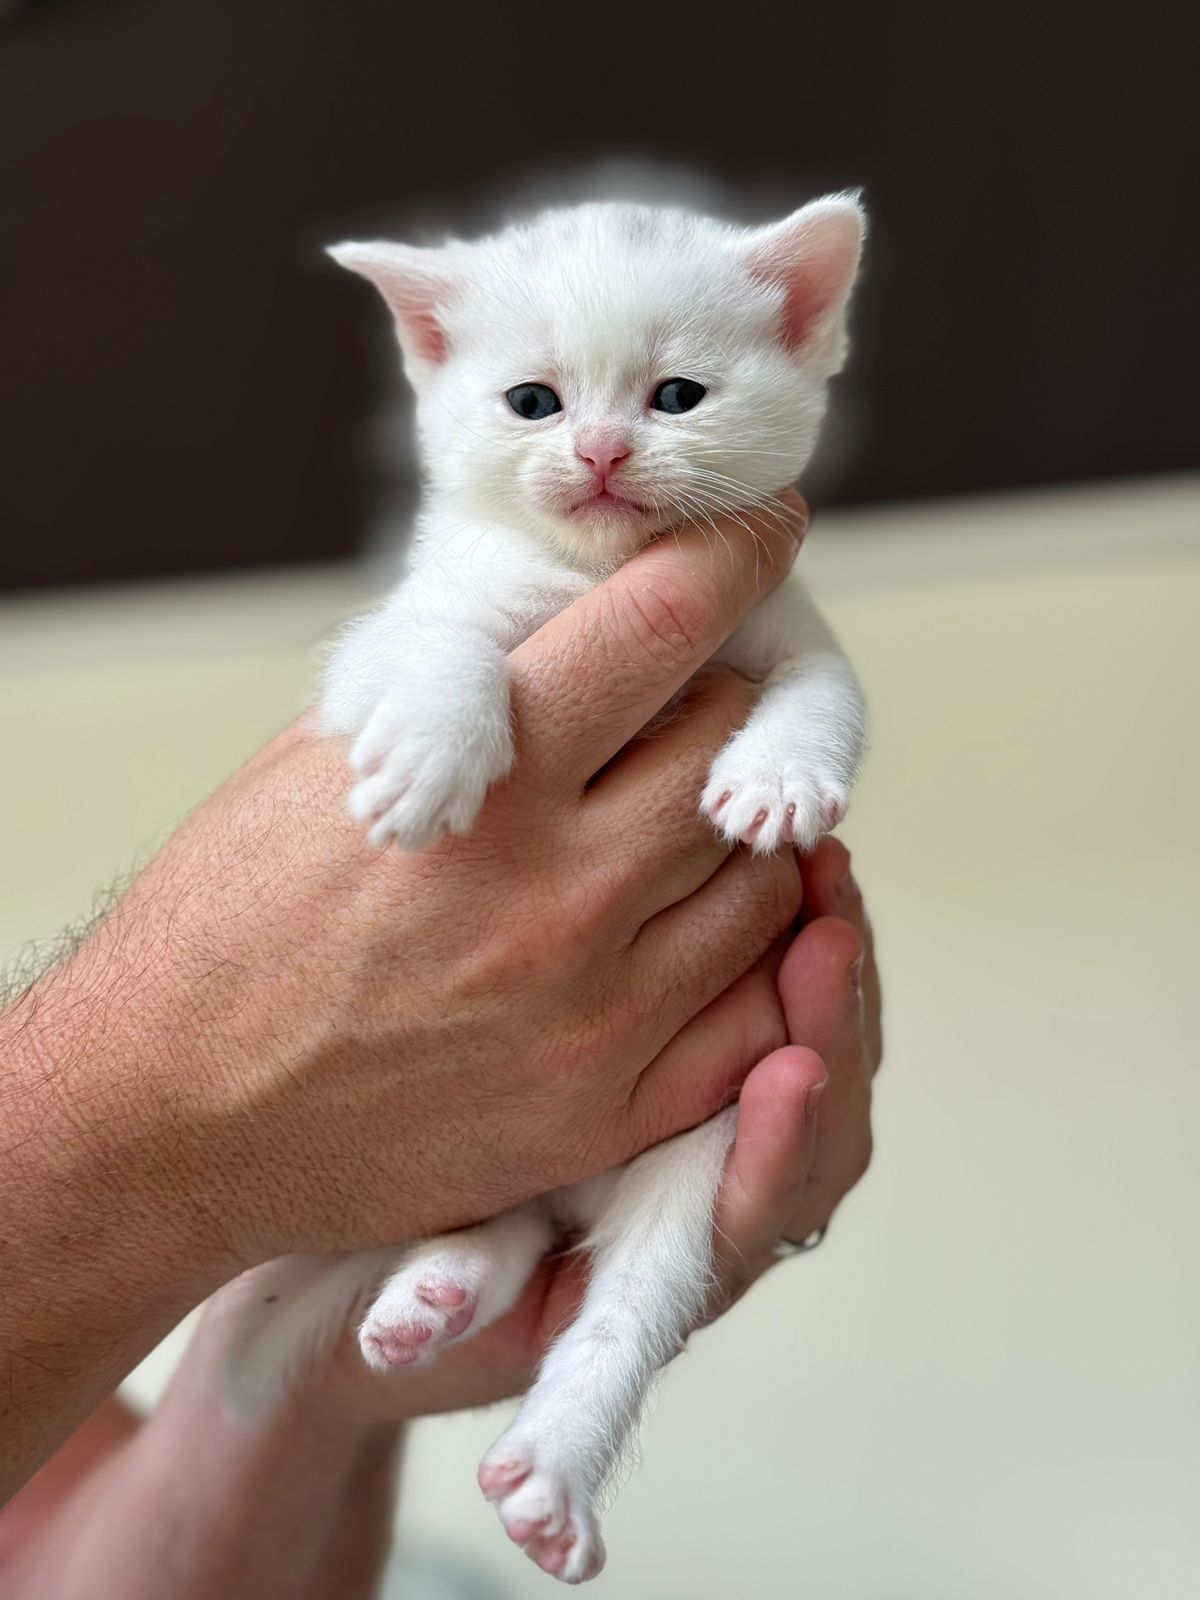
<box><xmin>773</xmin><ymin>1226</ymin><xmax>827</xmax><ymax>1260</ymax></box>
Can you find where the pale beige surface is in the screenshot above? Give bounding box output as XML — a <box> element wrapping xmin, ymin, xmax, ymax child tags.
<box><xmin>2</xmin><ymin>479</ymin><xmax>1197</xmax><ymax>1598</ymax></box>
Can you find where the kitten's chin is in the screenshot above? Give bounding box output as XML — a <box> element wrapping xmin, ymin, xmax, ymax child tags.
<box><xmin>546</xmin><ymin>496</ymin><xmax>662</xmax><ymax>564</ymax></box>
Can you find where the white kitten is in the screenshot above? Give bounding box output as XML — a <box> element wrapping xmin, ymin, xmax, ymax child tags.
<box><xmin>228</xmin><ymin>194</ymin><xmax>867</xmax><ymax>1584</ymax></box>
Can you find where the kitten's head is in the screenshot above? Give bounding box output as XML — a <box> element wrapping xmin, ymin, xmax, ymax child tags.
<box><xmin>331</xmin><ymin>194</ymin><xmax>864</xmax><ymax>566</ymax></box>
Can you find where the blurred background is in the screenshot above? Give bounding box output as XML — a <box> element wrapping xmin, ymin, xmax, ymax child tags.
<box><xmin>1</xmin><ymin>2</ymin><xmax>1197</xmax><ymax>1597</ymax></box>
<box><xmin>2</xmin><ymin>0</ymin><xmax>1198</xmax><ymax>589</ymax></box>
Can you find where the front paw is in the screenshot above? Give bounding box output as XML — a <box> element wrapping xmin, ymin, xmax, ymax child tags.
<box><xmin>346</xmin><ymin>688</ymin><xmax>514</xmax><ymax>851</ymax></box>
<box><xmin>701</xmin><ymin>738</ymin><xmax>848</xmax><ymax>854</ymax></box>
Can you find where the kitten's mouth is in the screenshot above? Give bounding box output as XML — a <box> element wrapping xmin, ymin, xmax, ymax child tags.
<box><xmin>567</xmin><ymin>488</ymin><xmax>650</xmax><ymax>518</ymax></box>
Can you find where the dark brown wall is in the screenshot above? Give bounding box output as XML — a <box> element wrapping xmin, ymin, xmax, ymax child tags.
<box><xmin>2</xmin><ymin>0</ymin><xmax>1196</xmax><ymax>590</ymax></box>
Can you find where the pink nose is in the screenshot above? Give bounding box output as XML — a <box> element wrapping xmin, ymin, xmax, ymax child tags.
<box><xmin>577</xmin><ymin>441</ymin><xmax>630</xmax><ymax>486</ymax></box>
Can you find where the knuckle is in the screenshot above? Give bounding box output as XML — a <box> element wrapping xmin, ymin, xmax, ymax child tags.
<box><xmin>621</xmin><ymin>573</ymin><xmax>715</xmax><ymax>668</ymax></box>
<box><xmin>548</xmin><ymin>868</ymin><xmax>619</xmax><ymax>955</ymax></box>
<box><xmin>534</xmin><ymin>904</ymin><xmax>593</xmax><ymax>973</ymax></box>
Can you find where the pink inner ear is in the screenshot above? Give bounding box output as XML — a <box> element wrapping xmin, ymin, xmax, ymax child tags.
<box><xmin>404</xmin><ymin>301</ymin><xmax>448</xmax><ymax>366</ymax></box>
<box><xmin>749</xmin><ymin>207</ymin><xmax>862</xmax><ymax>355</ymax></box>
<box><xmin>383</xmin><ymin>269</ymin><xmax>454</xmax><ymax>367</ymax></box>
<box><xmin>329</xmin><ymin>244</ymin><xmax>454</xmax><ymax>369</ymax></box>
<box><xmin>768</xmin><ymin>264</ymin><xmax>839</xmax><ymax>353</ymax></box>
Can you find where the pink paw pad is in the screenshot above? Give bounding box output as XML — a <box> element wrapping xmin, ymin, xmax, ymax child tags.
<box><xmin>478</xmin><ymin>1442</ymin><xmax>606</xmax><ymax>1581</ymax></box>
<box><xmin>528</xmin><ymin>1530</ymin><xmax>577</xmax><ymax>1577</ymax></box>
<box><xmin>418</xmin><ymin>1281</ymin><xmax>468</xmax><ymax>1308</ymax></box>
<box><xmin>364</xmin><ymin>1328</ymin><xmax>428</xmax><ymax>1367</ymax></box>
<box><xmin>360</xmin><ymin>1280</ymin><xmax>479</xmax><ymax>1372</ymax></box>
<box><xmin>504</xmin><ymin>1516</ymin><xmax>549</xmax><ymax>1545</ymax></box>
<box><xmin>478</xmin><ymin>1459</ymin><xmax>530</xmax><ymax>1500</ymax></box>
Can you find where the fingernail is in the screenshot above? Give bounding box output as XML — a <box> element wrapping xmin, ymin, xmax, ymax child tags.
<box><xmin>837</xmin><ymin>866</ymin><xmax>859</xmax><ymax>899</ymax></box>
<box><xmin>848</xmin><ymin>951</ymin><xmax>865</xmax><ymax>993</ymax></box>
<box><xmin>805</xmin><ymin>1076</ymin><xmax>829</xmax><ymax>1115</ymax></box>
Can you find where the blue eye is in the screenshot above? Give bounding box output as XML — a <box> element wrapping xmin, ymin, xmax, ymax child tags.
<box><xmin>652</xmin><ymin>378</ymin><xmax>707</xmax><ymax>414</ymax></box>
<box><xmin>506</xmin><ymin>383</ymin><xmax>562</xmax><ymax>420</ymax></box>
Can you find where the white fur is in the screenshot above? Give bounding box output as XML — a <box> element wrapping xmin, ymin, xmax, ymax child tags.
<box><xmin>228</xmin><ymin>193</ymin><xmax>868</xmax><ymax>1582</ymax></box>
<box><xmin>479</xmin><ymin>1111</ymin><xmax>737</xmax><ymax>1582</ymax></box>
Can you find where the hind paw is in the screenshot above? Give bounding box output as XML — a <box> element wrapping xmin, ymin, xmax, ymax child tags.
<box><xmin>359</xmin><ymin>1274</ymin><xmax>477</xmax><ymax>1372</ymax></box>
<box><xmin>479</xmin><ymin>1439</ymin><xmax>605</xmax><ymax>1584</ymax></box>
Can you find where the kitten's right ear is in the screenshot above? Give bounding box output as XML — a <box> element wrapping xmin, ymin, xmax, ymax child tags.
<box><xmin>327</xmin><ymin>241</ymin><xmax>456</xmax><ymax>372</ymax></box>
<box><xmin>743</xmin><ymin>194</ymin><xmax>866</xmax><ymax>375</ymax></box>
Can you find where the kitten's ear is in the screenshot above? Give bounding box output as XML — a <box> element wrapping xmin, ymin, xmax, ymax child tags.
<box><xmin>744</xmin><ymin>193</ymin><xmax>865</xmax><ymax>372</ymax></box>
<box><xmin>327</xmin><ymin>241</ymin><xmax>456</xmax><ymax>372</ymax></box>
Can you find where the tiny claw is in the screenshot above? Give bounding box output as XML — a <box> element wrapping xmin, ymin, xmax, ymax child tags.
<box><xmin>820</xmin><ymin>792</ymin><xmax>847</xmax><ymax>829</ymax></box>
<box><xmin>740</xmin><ymin>807</ymin><xmax>769</xmax><ymax>844</ymax></box>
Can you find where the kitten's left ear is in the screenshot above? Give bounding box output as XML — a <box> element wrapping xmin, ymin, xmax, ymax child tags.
<box><xmin>327</xmin><ymin>240</ymin><xmax>458</xmax><ymax>375</ymax></box>
<box><xmin>744</xmin><ymin>193</ymin><xmax>866</xmax><ymax>373</ymax></box>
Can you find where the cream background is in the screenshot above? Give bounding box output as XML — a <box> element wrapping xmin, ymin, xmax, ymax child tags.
<box><xmin>2</xmin><ymin>479</ymin><xmax>1197</xmax><ymax>1598</ymax></box>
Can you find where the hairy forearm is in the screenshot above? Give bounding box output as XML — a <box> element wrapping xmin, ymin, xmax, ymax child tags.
<box><xmin>0</xmin><ymin>1305</ymin><xmax>402</xmax><ymax>1600</ymax></box>
<box><xmin>0</xmin><ymin>926</ymin><xmax>237</xmax><ymax>1502</ymax></box>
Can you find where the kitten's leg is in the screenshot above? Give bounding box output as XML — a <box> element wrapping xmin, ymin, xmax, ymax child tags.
<box><xmin>321</xmin><ymin>546</ymin><xmax>583</xmax><ymax>851</ymax></box>
<box><xmin>703</xmin><ymin>571</ymin><xmax>867</xmax><ymax>853</ymax></box>
<box><xmin>478</xmin><ymin>1113</ymin><xmax>735</xmax><ymax>1584</ymax></box>
<box><xmin>322</xmin><ymin>593</ymin><xmax>516</xmax><ymax>852</ymax></box>
<box><xmin>359</xmin><ymin>1203</ymin><xmax>553</xmax><ymax>1373</ymax></box>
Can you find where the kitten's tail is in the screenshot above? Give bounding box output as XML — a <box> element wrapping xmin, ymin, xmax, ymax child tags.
<box><xmin>221</xmin><ymin>1248</ymin><xmax>402</xmax><ymax>1417</ymax></box>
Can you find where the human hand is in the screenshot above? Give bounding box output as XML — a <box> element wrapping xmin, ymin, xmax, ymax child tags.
<box><xmin>712</xmin><ymin>834</ymin><xmax>880</xmax><ymax>1290</ymax></box>
<box><xmin>244</xmin><ymin>836</ymin><xmax>880</xmax><ymax>1424</ymax></box>
<box><xmin>0</xmin><ymin>841</ymin><xmax>876</xmax><ymax>1586</ymax></box>
<box><xmin>8</xmin><ymin>496</ymin><xmax>809</xmax><ymax>1291</ymax></box>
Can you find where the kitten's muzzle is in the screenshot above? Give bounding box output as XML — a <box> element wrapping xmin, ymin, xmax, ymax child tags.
<box><xmin>568</xmin><ymin>487</ymin><xmax>650</xmax><ymax>518</ymax></box>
